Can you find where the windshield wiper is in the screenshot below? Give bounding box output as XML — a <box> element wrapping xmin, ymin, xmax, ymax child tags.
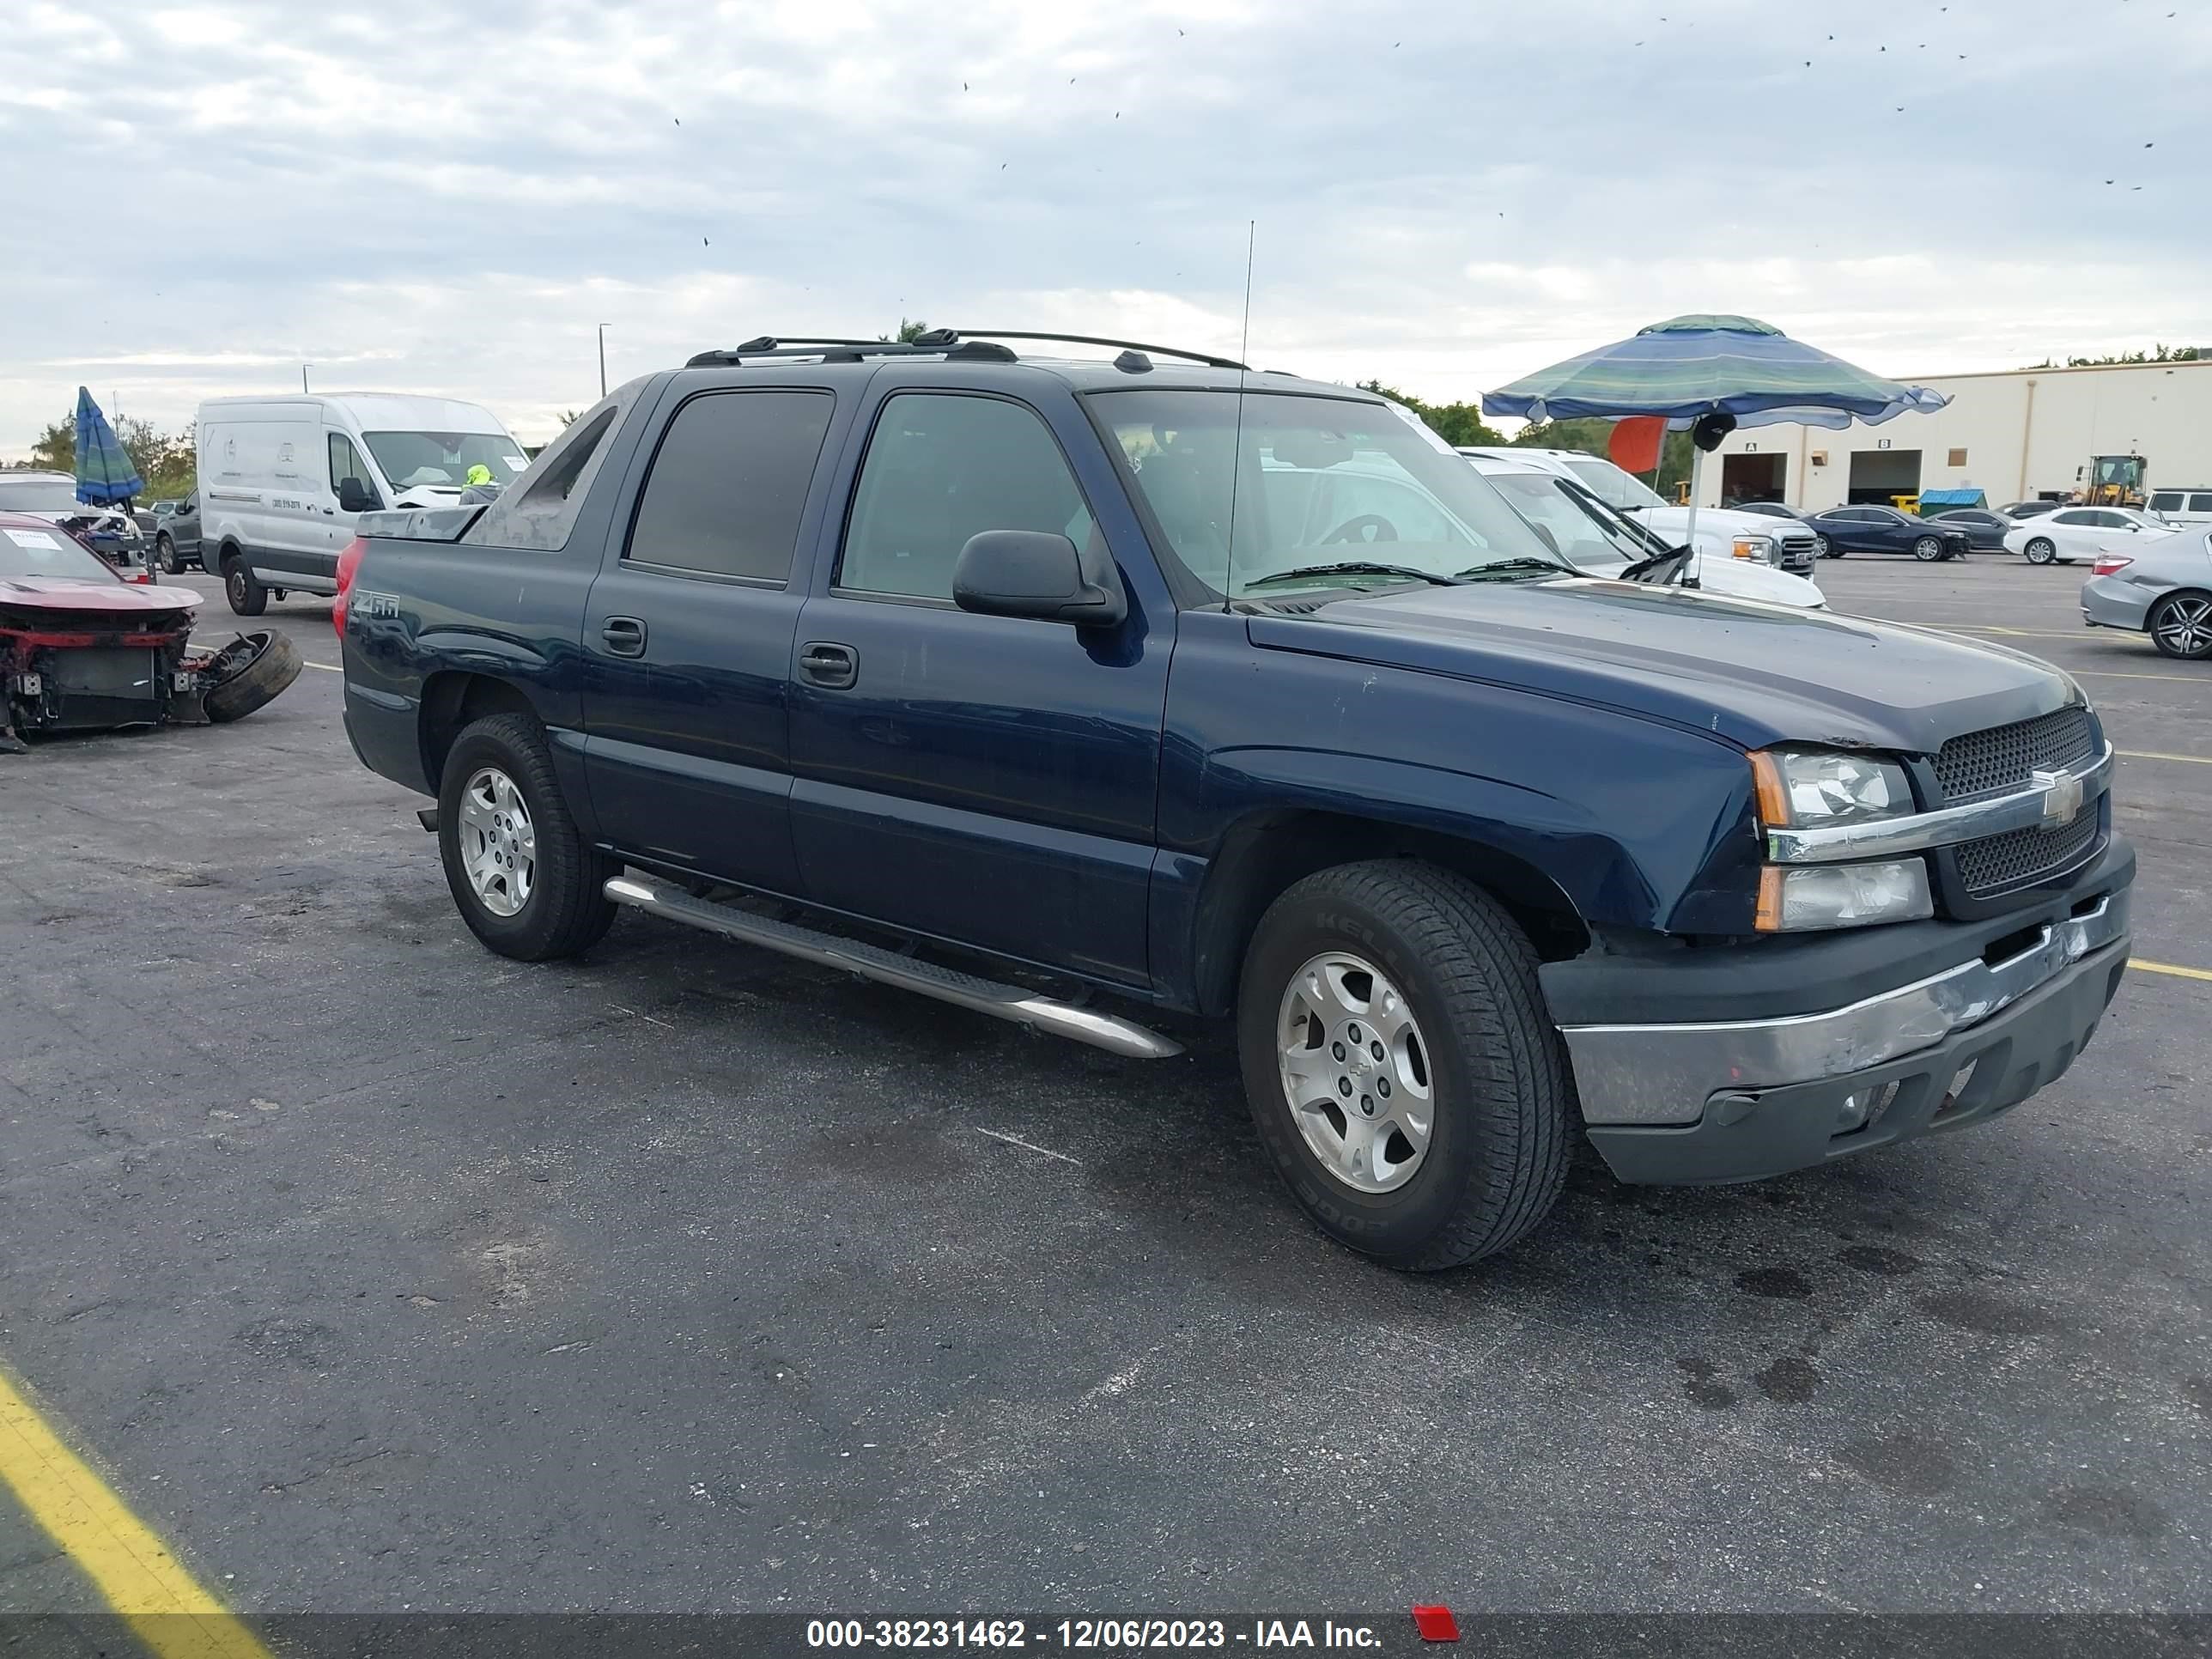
<box><xmin>1453</xmin><ymin>557</ymin><xmax>1572</xmax><ymax>582</ymax></box>
<box><xmin>1617</xmin><ymin>545</ymin><xmax>1698</xmax><ymax>585</ymax></box>
<box><xmin>1243</xmin><ymin>562</ymin><xmax>1462</xmax><ymax>590</ymax></box>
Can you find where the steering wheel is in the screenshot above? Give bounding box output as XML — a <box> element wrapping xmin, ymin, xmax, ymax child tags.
<box><xmin>1320</xmin><ymin>514</ymin><xmax>1398</xmax><ymax>545</ymax></box>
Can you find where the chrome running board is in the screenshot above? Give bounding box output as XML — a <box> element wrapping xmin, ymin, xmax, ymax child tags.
<box><xmin>603</xmin><ymin>873</ymin><xmax>1183</xmax><ymax>1060</ymax></box>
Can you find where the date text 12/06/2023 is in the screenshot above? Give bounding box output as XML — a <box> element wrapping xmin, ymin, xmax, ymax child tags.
<box><xmin>804</xmin><ymin>1615</ymin><xmax>1462</xmax><ymax>1649</ymax></box>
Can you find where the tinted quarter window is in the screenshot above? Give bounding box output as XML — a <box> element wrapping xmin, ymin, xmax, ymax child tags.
<box><xmin>2191</xmin><ymin>495</ymin><xmax>2212</xmax><ymax>513</ymax></box>
<box><xmin>840</xmin><ymin>392</ymin><xmax>1094</xmax><ymax>599</ymax></box>
<box><xmin>627</xmin><ymin>390</ymin><xmax>834</xmax><ymax>582</ymax></box>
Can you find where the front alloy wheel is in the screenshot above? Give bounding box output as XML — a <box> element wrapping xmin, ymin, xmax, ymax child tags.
<box><xmin>1912</xmin><ymin>535</ymin><xmax>1943</xmax><ymax>562</ymax></box>
<box><xmin>1277</xmin><ymin>951</ymin><xmax>1434</xmax><ymax>1193</ymax></box>
<box><xmin>457</xmin><ymin>766</ymin><xmax>537</xmax><ymax>917</ymax></box>
<box><xmin>2023</xmin><ymin>538</ymin><xmax>2057</xmax><ymax>565</ymax></box>
<box><xmin>2149</xmin><ymin>593</ymin><xmax>2212</xmax><ymax>659</ymax></box>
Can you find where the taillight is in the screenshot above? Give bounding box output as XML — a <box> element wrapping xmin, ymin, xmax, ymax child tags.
<box><xmin>2091</xmin><ymin>555</ymin><xmax>2133</xmax><ymax>577</ymax></box>
<box><xmin>332</xmin><ymin>537</ymin><xmax>366</xmax><ymax>637</ymax></box>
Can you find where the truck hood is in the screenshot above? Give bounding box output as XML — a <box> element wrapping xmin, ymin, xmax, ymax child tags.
<box><xmin>1247</xmin><ymin>576</ymin><xmax>2077</xmax><ymax>754</ymax></box>
<box><xmin>1665</xmin><ymin>557</ymin><xmax>1823</xmax><ymax>608</ymax></box>
<box><xmin>1626</xmin><ymin>504</ymin><xmax>1800</xmax><ymax>539</ymax></box>
<box><xmin>0</xmin><ymin>575</ymin><xmax>201</xmax><ymax>616</ymax></box>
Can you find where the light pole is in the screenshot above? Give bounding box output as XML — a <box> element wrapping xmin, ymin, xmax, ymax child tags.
<box><xmin>302</xmin><ymin>364</ymin><xmax>311</xmax><ymax>392</ymax></box>
<box><xmin>597</xmin><ymin>325</ymin><xmax>610</xmax><ymax>398</ymax></box>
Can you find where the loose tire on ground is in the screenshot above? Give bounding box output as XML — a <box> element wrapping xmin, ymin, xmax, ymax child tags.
<box><xmin>1236</xmin><ymin>859</ymin><xmax>1573</xmax><ymax>1270</ymax></box>
<box><xmin>222</xmin><ymin>551</ymin><xmax>268</xmax><ymax>616</ymax></box>
<box><xmin>199</xmin><ymin>630</ymin><xmax>301</xmax><ymax>723</ymax></box>
<box><xmin>437</xmin><ymin>713</ymin><xmax>617</xmax><ymax>961</ymax></box>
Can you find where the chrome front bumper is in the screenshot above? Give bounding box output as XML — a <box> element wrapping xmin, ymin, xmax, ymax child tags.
<box><xmin>1560</xmin><ymin>890</ymin><xmax>2130</xmax><ymax>1127</ymax></box>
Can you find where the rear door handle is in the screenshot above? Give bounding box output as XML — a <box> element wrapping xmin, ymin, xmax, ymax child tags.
<box><xmin>799</xmin><ymin>641</ymin><xmax>858</xmax><ymax>689</ymax></box>
<box><xmin>601</xmin><ymin>616</ymin><xmax>647</xmax><ymax>658</ymax></box>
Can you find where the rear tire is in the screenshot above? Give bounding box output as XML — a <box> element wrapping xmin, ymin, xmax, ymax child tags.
<box><xmin>1236</xmin><ymin>860</ymin><xmax>1573</xmax><ymax>1271</ymax></box>
<box><xmin>438</xmin><ymin>713</ymin><xmax>617</xmax><ymax>961</ymax></box>
<box><xmin>222</xmin><ymin>552</ymin><xmax>268</xmax><ymax>616</ymax></box>
<box><xmin>1813</xmin><ymin>533</ymin><xmax>1832</xmax><ymax>558</ymax></box>
<box><xmin>2023</xmin><ymin>537</ymin><xmax>2057</xmax><ymax>566</ymax></box>
<box><xmin>2148</xmin><ymin>592</ymin><xmax>2212</xmax><ymax>660</ymax></box>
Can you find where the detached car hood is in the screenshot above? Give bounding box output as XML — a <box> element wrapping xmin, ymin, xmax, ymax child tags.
<box><xmin>1248</xmin><ymin>576</ymin><xmax>2076</xmax><ymax>754</ymax></box>
<box><xmin>0</xmin><ymin>576</ymin><xmax>201</xmax><ymax>616</ymax></box>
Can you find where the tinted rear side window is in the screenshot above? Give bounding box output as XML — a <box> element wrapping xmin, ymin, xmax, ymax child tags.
<box><xmin>627</xmin><ymin>390</ymin><xmax>835</xmax><ymax>582</ymax></box>
<box><xmin>2191</xmin><ymin>494</ymin><xmax>2212</xmax><ymax>513</ymax></box>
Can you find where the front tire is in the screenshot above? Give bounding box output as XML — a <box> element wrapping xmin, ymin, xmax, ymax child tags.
<box><xmin>2148</xmin><ymin>592</ymin><xmax>2212</xmax><ymax>660</ymax></box>
<box><xmin>1236</xmin><ymin>860</ymin><xmax>1572</xmax><ymax>1270</ymax></box>
<box><xmin>1813</xmin><ymin>533</ymin><xmax>1832</xmax><ymax>558</ymax></box>
<box><xmin>1912</xmin><ymin>535</ymin><xmax>1943</xmax><ymax>562</ymax></box>
<box><xmin>437</xmin><ymin>713</ymin><xmax>617</xmax><ymax>961</ymax></box>
<box><xmin>2023</xmin><ymin>537</ymin><xmax>2057</xmax><ymax>566</ymax></box>
<box><xmin>155</xmin><ymin>534</ymin><xmax>179</xmax><ymax>575</ymax></box>
<box><xmin>222</xmin><ymin>552</ymin><xmax>268</xmax><ymax>616</ymax></box>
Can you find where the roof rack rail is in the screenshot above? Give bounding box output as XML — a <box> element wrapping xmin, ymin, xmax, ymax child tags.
<box><xmin>684</xmin><ymin>337</ymin><xmax>1018</xmax><ymax>368</ymax></box>
<box><xmin>922</xmin><ymin>329</ymin><xmax>1249</xmax><ymax>371</ymax></box>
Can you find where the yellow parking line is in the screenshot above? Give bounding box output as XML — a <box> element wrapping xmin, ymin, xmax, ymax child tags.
<box><xmin>0</xmin><ymin>1368</ymin><xmax>270</xmax><ymax>1659</ymax></box>
<box><xmin>2118</xmin><ymin>749</ymin><xmax>2212</xmax><ymax>765</ymax></box>
<box><xmin>2067</xmin><ymin>669</ymin><xmax>2209</xmax><ymax>684</ymax></box>
<box><xmin>2131</xmin><ymin>959</ymin><xmax>2212</xmax><ymax>982</ymax></box>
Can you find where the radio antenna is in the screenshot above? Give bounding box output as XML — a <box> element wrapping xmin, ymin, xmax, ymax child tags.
<box><xmin>1221</xmin><ymin>220</ymin><xmax>1256</xmax><ymax>611</ymax></box>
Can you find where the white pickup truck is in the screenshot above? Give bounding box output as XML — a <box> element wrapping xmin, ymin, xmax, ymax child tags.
<box><xmin>1457</xmin><ymin>446</ymin><xmax>1822</xmax><ymax>575</ymax></box>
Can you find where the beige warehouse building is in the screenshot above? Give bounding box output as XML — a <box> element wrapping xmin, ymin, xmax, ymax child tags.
<box><xmin>1698</xmin><ymin>356</ymin><xmax>2212</xmax><ymax>513</ymax></box>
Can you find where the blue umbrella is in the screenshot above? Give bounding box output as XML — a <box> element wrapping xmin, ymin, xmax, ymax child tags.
<box><xmin>73</xmin><ymin>386</ymin><xmax>144</xmax><ymax>507</ymax></box>
<box><xmin>1486</xmin><ymin>316</ymin><xmax>1951</xmax><ymax>580</ymax></box>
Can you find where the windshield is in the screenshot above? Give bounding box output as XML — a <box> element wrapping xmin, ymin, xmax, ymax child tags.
<box><xmin>0</xmin><ymin>521</ymin><xmax>116</xmax><ymax>582</ymax></box>
<box><xmin>0</xmin><ymin>477</ymin><xmax>87</xmax><ymax>514</ymax></box>
<box><xmin>1093</xmin><ymin>389</ymin><xmax>1560</xmax><ymax>595</ymax></box>
<box><xmin>1561</xmin><ymin>455</ymin><xmax>1668</xmax><ymax>512</ymax></box>
<box><xmin>1481</xmin><ymin>473</ymin><xmax>1653</xmax><ymax>573</ymax></box>
<box><xmin>361</xmin><ymin>431</ymin><xmax>526</xmax><ymax>490</ymax></box>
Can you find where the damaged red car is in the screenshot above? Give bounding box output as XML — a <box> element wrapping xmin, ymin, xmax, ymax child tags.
<box><xmin>0</xmin><ymin>511</ymin><xmax>299</xmax><ymax>753</ymax></box>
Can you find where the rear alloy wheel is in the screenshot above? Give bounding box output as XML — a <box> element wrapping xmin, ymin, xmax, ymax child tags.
<box><xmin>2023</xmin><ymin>537</ymin><xmax>2057</xmax><ymax>566</ymax></box>
<box><xmin>438</xmin><ymin>713</ymin><xmax>617</xmax><ymax>960</ymax></box>
<box><xmin>2148</xmin><ymin>592</ymin><xmax>2212</xmax><ymax>660</ymax></box>
<box><xmin>1912</xmin><ymin>535</ymin><xmax>1943</xmax><ymax>562</ymax></box>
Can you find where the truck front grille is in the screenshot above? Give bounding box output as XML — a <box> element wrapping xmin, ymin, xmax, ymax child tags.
<box><xmin>1933</xmin><ymin>707</ymin><xmax>2095</xmax><ymax>804</ymax></box>
<box><xmin>1954</xmin><ymin>807</ymin><xmax>2102</xmax><ymax>898</ymax></box>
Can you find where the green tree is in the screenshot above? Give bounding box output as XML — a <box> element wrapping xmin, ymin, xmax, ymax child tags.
<box><xmin>28</xmin><ymin>417</ymin><xmax>73</xmax><ymax>473</ymax></box>
<box><xmin>1353</xmin><ymin>380</ymin><xmax>1505</xmax><ymax>448</ymax></box>
<box><xmin>2022</xmin><ymin>344</ymin><xmax>2202</xmax><ymax>368</ymax></box>
<box><xmin>23</xmin><ymin>410</ymin><xmax>196</xmax><ymax>498</ymax></box>
<box><xmin>881</xmin><ymin>318</ymin><xmax>930</xmax><ymax>343</ymax></box>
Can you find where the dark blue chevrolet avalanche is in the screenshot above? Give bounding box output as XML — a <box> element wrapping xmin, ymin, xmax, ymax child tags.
<box><xmin>338</xmin><ymin>331</ymin><xmax>2135</xmax><ymax>1270</ymax></box>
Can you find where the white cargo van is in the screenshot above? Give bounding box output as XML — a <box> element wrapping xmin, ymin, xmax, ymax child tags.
<box><xmin>197</xmin><ymin>392</ymin><xmax>528</xmax><ymax>615</ymax></box>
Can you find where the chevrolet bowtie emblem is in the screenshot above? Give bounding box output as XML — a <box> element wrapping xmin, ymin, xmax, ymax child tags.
<box><xmin>2034</xmin><ymin>768</ymin><xmax>2085</xmax><ymax>827</ymax></box>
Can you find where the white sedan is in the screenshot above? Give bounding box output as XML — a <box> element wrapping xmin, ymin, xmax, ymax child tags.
<box><xmin>2003</xmin><ymin>506</ymin><xmax>2178</xmax><ymax>566</ymax></box>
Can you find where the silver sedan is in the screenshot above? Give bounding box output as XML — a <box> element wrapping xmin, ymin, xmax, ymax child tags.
<box><xmin>2081</xmin><ymin>526</ymin><xmax>2212</xmax><ymax>659</ymax></box>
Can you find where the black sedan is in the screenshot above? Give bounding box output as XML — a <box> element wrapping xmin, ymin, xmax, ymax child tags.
<box><xmin>1800</xmin><ymin>505</ymin><xmax>1972</xmax><ymax>561</ymax></box>
<box><xmin>1921</xmin><ymin>507</ymin><xmax>2014</xmax><ymax>550</ymax></box>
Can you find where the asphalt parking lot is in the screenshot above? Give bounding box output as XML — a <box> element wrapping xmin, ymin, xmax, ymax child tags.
<box><xmin>3</xmin><ymin>554</ymin><xmax>2208</xmax><ymax>1632</ymax></box>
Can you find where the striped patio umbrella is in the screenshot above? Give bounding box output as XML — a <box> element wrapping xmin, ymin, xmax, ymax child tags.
<box><xmin>1484</xmin><ymin>314</ymin><xmax>1949</xmax><ymax>429</ymax></box>
<box><xmin>1485</xmin><ymin>316</ymin><xmax>1950</xmax><ymax>579</ymax></box>
<box><xmin>72</xmin><ymin>386</ymin><xmax>144</xmax><ymax>507</ymax></box>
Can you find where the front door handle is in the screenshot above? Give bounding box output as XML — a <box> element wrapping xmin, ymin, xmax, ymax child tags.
<box><xmin>799</xmin><ymin>641</ymin><xmax>858</xmax><ymax>690</ymax></box>
<box><xmin>601</xmin><ymin>616</ymin><xmax>647</xmax><ymax>658</ymax></box>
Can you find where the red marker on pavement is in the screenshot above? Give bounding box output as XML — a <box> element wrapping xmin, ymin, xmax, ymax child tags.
<box><xmin>1411</xmin><ymin>1605</ymin><xmax>1460</xmax><ymax>1643</ymax></box>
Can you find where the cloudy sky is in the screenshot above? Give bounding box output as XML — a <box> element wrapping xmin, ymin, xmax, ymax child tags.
<box><xmin>3</xmin><ymin>0</ymin><xmax>2208</xmax><ymax>452</ymax></box>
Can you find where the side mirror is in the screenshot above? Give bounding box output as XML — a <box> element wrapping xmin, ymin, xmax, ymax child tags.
<box><xmin>952</xmin><ymin>530</ymin><xmax>1127</xmax><ymax>627</ymax></box>
<box><xmin>337</xmin><ymin>477</ymin><xmax>379</xmax><ymax>514</ymax></box>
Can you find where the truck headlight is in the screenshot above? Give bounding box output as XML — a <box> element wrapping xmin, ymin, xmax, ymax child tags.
<box><xmin>1758</xmin><ymin>860</ymin><xmax>1934</xmax><ymax>931</ymax></box>
<box><xmin>1730</xmin><ymin>533</ymin><xmax>1775</xmax><ymax>562</ymax></box>
<box><xmin>1750</xmin><ymin>749</ymin><xmax>1916</xmax><ymax>827</ymax></box>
